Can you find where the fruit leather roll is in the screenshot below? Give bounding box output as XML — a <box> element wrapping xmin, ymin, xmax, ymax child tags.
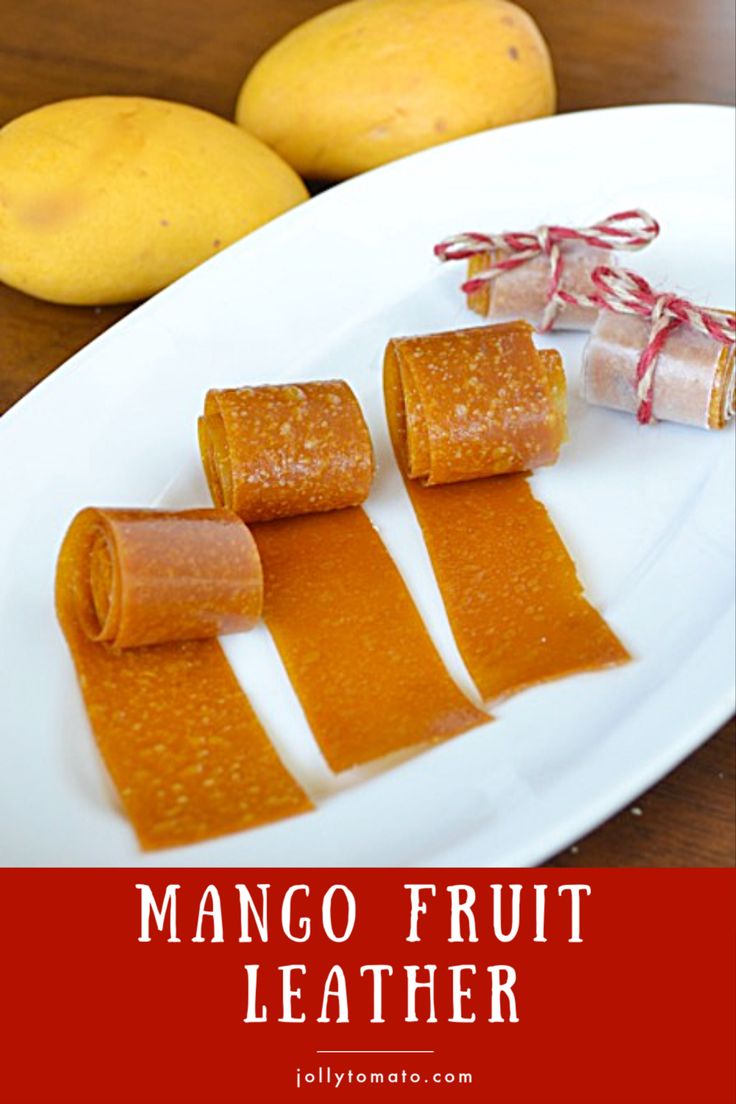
<box><xmin>199</xmin><ymin>380</ymin><xmax>374</xmax><ymax>522</ymax></box>
<box><xmin>56</xmin><ymin>507</ymin><xmax>311</xmax><ymax>849</ymax></box>
<box><xmin>384</xmin><ymin>323</ymin><xmax>629</xmax><ymax>703</ymax></box>
<box><xmin>581</xmin><ymin>310</ymin><xmax>736</xmax><ymax>429</ymax></box>
<box><xmin>466</xmin><ymin>243</ymin><xmax>610</xmax><ymax>330</ymax></box>
<box><xmin>198</xmin><ymin>380</ymin><xmax>487</xmax><ymax>771</ymax></box>
<box><xmin>385</xmin><ymin>320</ymin><xmax>567</xmax><ymax>483</ymax></box>
<box><xmin>66</xmin><ymin>507</ymin><xmax>263</xmax><ymax>647</ymax></box>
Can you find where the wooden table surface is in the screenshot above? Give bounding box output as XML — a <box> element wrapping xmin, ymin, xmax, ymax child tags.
<box><xmin>1</xmin><ymin>0</ymin><xmax>733</xmax><ymax>866</ymax></box>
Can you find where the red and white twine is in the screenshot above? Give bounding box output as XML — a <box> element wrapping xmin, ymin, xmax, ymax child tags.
<box><xmin>434</xmin><ymin>209</ymin><xmax>660</xmax><ymax>332</ymax></box>
<box><xmin>564</xmin><ymin>265</ymin><xmax>736</xmax><ymax>424</ymax></box>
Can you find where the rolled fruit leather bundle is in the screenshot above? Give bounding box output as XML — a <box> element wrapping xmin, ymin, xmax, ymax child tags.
<box><xmin>199</xmin><ymin>380</ymin><xmax>374</xmax><ymax>521</ymax></box>
<box><xmin>198</xmin><ymin>379</ymin><xmax>487</xmax><ymax>772</ymax></box>
<box><xmin>384</xmin><ymin>321</ymin><xmax>630</xmax><ymax>703</ymax></box>
<box><xmin>465</xmin><ymin>242</ymin><xmax>610</xmax><ymax>330</ymax></box>
<box><xmin>434</xmin><ymin>210</ymin><xmax>660</xmax><ymax>332</ymax></box>
<box><xmin>386</xmin><ymin>320</ymin><xmax>567</xmax><ymax>482</ymax></box>
<box><xmin>56</xmin><ymin>507</ymin><xmax>311</xmax><ymax>849</ymax></box>
<box><xmin>579</xmin><ymin>270</ymin><xmax>736</xmax><ymax>429</ymax></box>
<box><xmin>65</xmin><ymin>507</ymin><xmax>263</xmax><ymax>647</ymax></box>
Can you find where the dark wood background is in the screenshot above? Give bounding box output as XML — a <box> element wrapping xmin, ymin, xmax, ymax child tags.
<box><xmin>1</xmin><ymin>0</ymin><xmax>733</xmax><ymax>865</ymax></box>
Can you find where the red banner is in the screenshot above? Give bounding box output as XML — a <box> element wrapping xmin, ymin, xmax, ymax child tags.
<box><xmin>1</xmin><ymin>869</ymin><xmax>733</xmax><ymax>1102</ymax></box>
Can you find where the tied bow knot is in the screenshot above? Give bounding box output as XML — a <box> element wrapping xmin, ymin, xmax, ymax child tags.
<box><xmin>434</xmin><ymin>209</ymin><xmax>660</xmax><ymax>332</ymax></box>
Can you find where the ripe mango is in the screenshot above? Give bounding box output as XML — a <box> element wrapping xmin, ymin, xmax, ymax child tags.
<box><xmin>236</xmin><ymin>0</ymin><xmax>556</xmax><ymax>180</ymax></box>
<box><xmin>0</xmin><ymin>96</ymin><xmax>308</xmax><ymax>304</ymax></box>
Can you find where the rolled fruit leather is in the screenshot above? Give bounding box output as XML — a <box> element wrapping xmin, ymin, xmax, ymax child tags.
<box><xmin>67</xmin><ymin>506</ymin><xmax>263</xmax><ymax>647</ymax></box>
<box><xmin>384</xmin><ymin>321</ymin><xmax>629</xmax><ymax>703</ymax></box>
<box><xmin>466</xmin><ymin>243</ymin><xmax>611</xmax><ymax>330</ymax></box>
<box><xmin>199</xmin><ymin>379</ymin><xmax>374</xmax><ymax>521</ymax></box>
<box><xmin>385</xmin><ymin>320</ymin><xmax>567</xmax><ymax>482</ymax></box>
<box><xmin>56</xmin><ymin>507</ymin><xmax>311</xmax><ymax>849</ymax></box>
<box><xmin>198</xmin><ymin>379</ymin><xmax>488</xmax><ymax>771</ymax></box>
<box><xmin>581</xmin><ymin>310</ymin><xmax>736</xmax><ymax>429</ymax></box>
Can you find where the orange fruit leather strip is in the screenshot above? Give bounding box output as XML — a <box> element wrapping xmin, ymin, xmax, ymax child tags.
<box><xmin>199</xmin><ymin>381</ymin><xmax>488</xmax><ymax>773</ymax></box>
<box><xmin>252</xmin><ymin>508</ymin><xmax>488</xmax><ymax>773</ymax></box>
<box><xmin>384</xmin><ymin>324</ymin><xmax>629</xmax><ymax>704</ymax></box>
<box><xmin>56</xmin><ymin>508</ymin><xmax>311</xmax><ymax>850</ymax></box>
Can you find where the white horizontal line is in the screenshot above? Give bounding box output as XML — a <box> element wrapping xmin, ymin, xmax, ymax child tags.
<box><xmin>316</xmin><ymin>1050</ymin><xmax>435</xmax><ymax>1054</ymax></box>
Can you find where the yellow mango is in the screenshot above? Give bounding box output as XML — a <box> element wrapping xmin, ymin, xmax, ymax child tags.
<box><xmin>0</xmin><ymin>96</ymin><xmax>308</xmax><ymax>305</ymax></box>
<box><xmin>236</xmin><ymin>0</ymin><xmax>556</xmax><ymax>180</ymax></box>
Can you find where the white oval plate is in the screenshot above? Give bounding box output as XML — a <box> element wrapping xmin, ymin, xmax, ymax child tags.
<box><xmin>0</xmin><ymin>104</ymin><xmax>733</xmax><ymax>867</ymax></box>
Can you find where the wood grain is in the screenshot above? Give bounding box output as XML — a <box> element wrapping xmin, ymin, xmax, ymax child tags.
<box><xmin>0</xmin><ymin>0</ymin><xmax>733</xmax><ymax>865</ymax></box>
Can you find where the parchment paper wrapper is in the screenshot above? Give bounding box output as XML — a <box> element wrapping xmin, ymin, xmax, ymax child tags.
<box><xmin>467</xmin><ymin>243</ymin><xmax>611</xmax><ymax>331</ymax></box>
<box><xmin>581</xmin><ymin>311</ymin><xmax>735</xmax><ymax>429</ymax></box>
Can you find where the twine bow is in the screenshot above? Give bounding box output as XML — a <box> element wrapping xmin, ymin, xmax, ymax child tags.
<box><xmin>434</xmin><ymin>209</ymin><xmax>660</xmax><ymax>332</ymax></box>
<box><xmin>566</xmin><ymin>266</ymin><xmax>736</xmax><ymax>424</ymax></box>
